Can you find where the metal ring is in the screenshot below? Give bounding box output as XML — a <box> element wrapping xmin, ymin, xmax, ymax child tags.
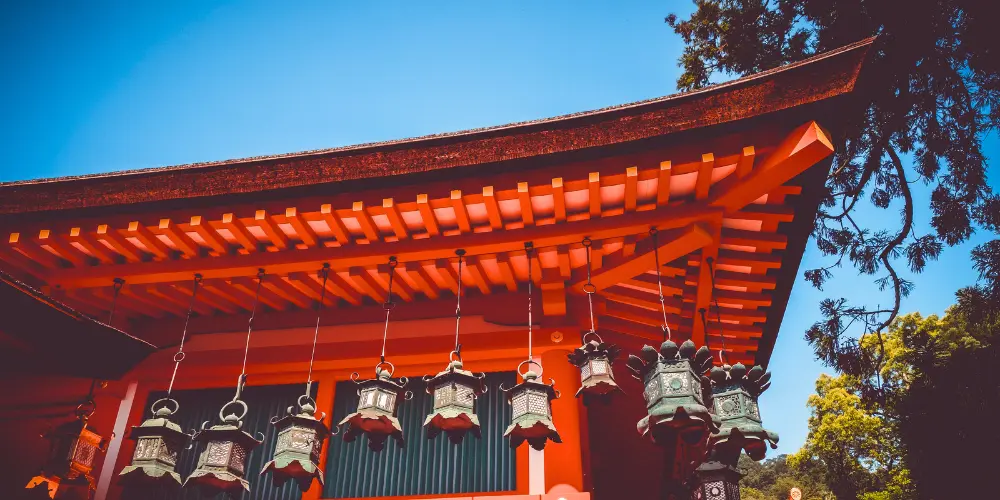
<box><xmin>649</xmin><ymin>227</ymin><xmax>658</xmax><ymax>236</ymax></box>
<box><xmin>582</xmin><ymin>283</ymin><xmax>597</xmax><ymax>294</ymax></box>
<box><xmin>173</xmin><ymin>351</ymin><xmax>186</xmax><ymax>363</ymax></box>
<box><xmin>350</xmin><ymin>372</ymin><xmax>361</xmax><ymax>383</ymax></box>
<box><xmin>219</xmin><ymin>399</ymin><xmax>248</xmax><ymax>423</ymax></box>
<box><xmin>582</xmin><ymin>237</ymin><xmax>592</xmax><ymax>248</ymax></box>
<box><xmin>398</xmin><ymin>376</ymin><xmax>409</xmax><ymax>386</ymax></box>
<box><xmin>403</xmin><ymin>390</ymin><xmax>414</xmax><ymax>401</ymax></box>
<box><xmin>516</xmin><ymin>359</ymin><xmax>543</xmax><ymax>378</ymax></box>
<box><xmin>150</xmin><ymin>398</ymin><xmax>180</xmax><ymax>416</ymax></box>
<box><xmin>298</xmin><ymin>395</ymin><xmax>317</xmax><ymax>409</ymax></box>
<box><xmin>375</xmin><ymin>361</ymin><xmax>395</xmax><ymax>377</ymax></box>
<box><xmin>75</xmin><ymin>400</ymin><xmax>97</xmax><ymax>418</ymax></box>
<box><xmin>581</xmin><ymin>330</ymin><xmax>604</xmax><ymax>344</ymax></box>
<box><xmin>449</xmin><ymin>350</ymin><xmax>463</xmax><ymax>363</ymax></box>
<box><xmin>382</xmin><ymin>301</ymin><xmax>396</xmax><ymax>311</ymax></box>
<box><xmin>388</xmin><ymin>256</ymin><xmax>399</xmax><ymax>268</ymax></box>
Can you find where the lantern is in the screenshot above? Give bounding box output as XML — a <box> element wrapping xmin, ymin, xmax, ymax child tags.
<box><xmin>117</xmin><ymin>398</ymin><xmax>191</xmax><ymax>489</ymax></box>
<box><xmin>691</xmin><ymin>459</ymin><xmax>742</xmax><ymax>500</ymax></box>
<box><xmin>423</xmin><ymin>352</ymin><xmax>487</xmax><ymax>443</ymax></box>
<box><xmin>626</xmin><ymin>339</ymin><xmax>719</xmax><ymax>446</ymax></box>
<box><xmin>567</xmin><ymin>333</ymin><xmax>622</xmax><ymax>404</ymax></box>
<box><xmin>25</xmin><ymin>403</ymin><xmax>111</xmax><ymax>500</ymax></box>
<box><xmin>338</xmin><ymin>364</ymin><xmax>411</xmax><ymax>451</ymax></box>
<box><xmin>502</xmin><ymin>360</ymin><xmax>561</xmax><ymax>450</ymax></box>
<box><xmin>707</xmin><ymin>362</ymin><xmax>778</xmax><ymax>462</ymax></box>
<box><xmin>184</xmin><ymin>395</ymin><xmax>263</xmax><ymax>496</ymax></box>
<box><xmin>260</xmin><ymin>394</ymin><xmax>331</xmax><ymax>491</ymax></box>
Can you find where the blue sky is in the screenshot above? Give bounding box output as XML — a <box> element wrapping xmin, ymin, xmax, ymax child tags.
<box><xmin>2</xmin><ymin>1</ymin><xmax>996</xmax><ymax>454</ymax></box>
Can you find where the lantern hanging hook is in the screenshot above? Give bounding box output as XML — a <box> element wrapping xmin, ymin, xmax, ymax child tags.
<box><xmin>108</xmin><ymin>277</ymin><xmax>125</xmax><ymax>325</ymax></box>
<box><xmin>650</xmin><ymin>228</ymin><xmax>672</xmax><ymax>342</ymax></box>
<box><xmin>453</xmin><ymin>249</ymin><xmax>466</xmax><ymax>356</ymax></box>
<box><xmin>379</xmin><ymin>256</ymin><xmax>398</xmax><ymax>371</ymax></box>
<box><xmin>705</xmin><ymin>257</ymin><xmax>729</xmax><ymax>364</ymax></box>
<box><xmin>304</xmin><ymin>263</ymin><xmax>331</xmax><ymax>399</ymax></box>
<box><xmin>581</xmin><ymin>237</ymin><xmax>602</xmax><ymax>344</ymax></box>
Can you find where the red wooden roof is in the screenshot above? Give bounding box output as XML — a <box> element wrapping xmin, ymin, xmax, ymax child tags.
<box><xmin>0</xmin><ymin>39</ymin><xmax>874</xmax><ymax>368</ymax></box>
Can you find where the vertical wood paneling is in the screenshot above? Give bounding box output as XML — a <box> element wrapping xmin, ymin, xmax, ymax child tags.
<box><xmin>322</xmin><ymin>371</ymin><xmax>516</xmax><ymax>498</ymax></box>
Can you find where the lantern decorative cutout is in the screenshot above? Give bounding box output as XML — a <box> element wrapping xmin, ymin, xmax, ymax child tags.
<box><xmin>423</xmin><ymin>352</ymin><xmax>488</xmax><ymax>443</ymax></box>
<box><xmin>260</xmin><ymin>393</ymin><xmax>332</xmax><ymax>491</ymax></box>
<box><xmin>626</xmin><ymin>339</ymin><xmax>719</xmax><ymax>446</ymax></box>
<box><xmin>338</xmin><ymin>364</ymin><xmax>412</xmax><ymax>451</ymax></box>
<box><xmin>184</xmin><ymin>387</ymin><xmax>264</xmax><ymax>496</ymax></box>
<box><xmin>567</xmin><ymin>333</ymin><xmax>623</xmax><ymax>405</ymax></box>
<box><xmin>692</xmin><ymin>459</ymin><xmax>743</xmax><ymax>500</ymax></box>
<box><xmin>501</xmin><ymin>360</ymin><xmax>561</xmax><ymax>450</ymax></box>
<box><xmin>25</xmin><ymin>402</ymin><xmax>112</xmax><ymax>500</ymax></box>
<box><xmin>117</xmin><ymin>398</ymin><xmax>191</xmax><ymax>489</ymax></box>
<box><xmin>707</xmin><ymin>362</ymin><xmax>778</xmax><ymax>462</ymax></box>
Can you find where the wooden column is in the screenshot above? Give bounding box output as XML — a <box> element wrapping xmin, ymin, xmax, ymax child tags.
<box><xmin>542</xmin><ymin>346</ymin><xmax>585</xmax><ymax>494</ymax></box>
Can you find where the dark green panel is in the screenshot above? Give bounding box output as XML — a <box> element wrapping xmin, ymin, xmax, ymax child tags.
<box><xmin>323</xmin><ymin>371</ymin><xmax>516</xmax><ymax>498</ymax></box>
<box><xmin>122</xmin><ymin>383</ymin><xmax>313</xmax><ymax>500</ymax></box>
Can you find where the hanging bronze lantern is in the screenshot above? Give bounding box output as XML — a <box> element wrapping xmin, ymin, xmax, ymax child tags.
<box><xmin>262</xmin><ymin>264</ymin><xmax>334</xmax><ymax>491</ymax></box>
<box><xmin>626</xmin><ymin>339</ymin><xmax>719</xmax><ymax>446</ymax></box>
<box><xmin>338</xmin><ymin>363</ymin><xmax>412</xmax><ymax>451</ymax></box>
<box><xmin>261</xmin><ymin>392</ymin><xmax>331</xmax><ymax>491</ymax></box>
<box><xmin>24</xmin><ymin>401</ymin><xmax>111</xmax><ymax>500</ymax></box>
<box><xmin>568</xmin><ymin>332</ymin><xmax>622</xmax><ymax>404</ymax></box>
<box><xmin>708</xmin><ymin>362</ymin><xmax>778</xmax><ymax>461</ymax></box>
<box><xmin>118</xmin><ymin>274</ymin><xmax>201</xmax><ymax>490</ymax></box>
<box><xmin>423</xmin><ymin>352</ymin><xmax>487</xmax><ymax>443</ymax></box>
<box><xmin>185</xmin><ymin>270</ymin><xmax>266</xmax><ymax>497</ymax></box>
<box><xmin>568</xmin><ymin>238</ymin><xmax>623</xmax><ymax>405</ymax></box>
<box><xmin>117</xmin><ymin>398</ymin><xmax>191</xmax><ymax>489</ymax></box>
<box><xmin>422</xmin><ymin>250</ymin><xmax>488</xmax><ymax>443</ymax></box>
<box><xmin>502</xmin><ymin>360</ymin><xmax>561</xmax><ymax>450</ymax></box>
<box><xmin>184</xmin><ymin>382</ymin><xmax>264</xmax><ymax>496</ymax></box>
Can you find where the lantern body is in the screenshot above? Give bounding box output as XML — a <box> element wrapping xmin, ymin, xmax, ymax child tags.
<box><xmin>708</xmin><ymin>363</ymin><xmax>778</xmax><ymax>462</ymax></box>
<box><xmin>627</xmin><ymin>340</ymin><xmax>719</xmax><ymax>448</ymax></box>
<box><xmin>503</xmin><ymin>371</ymin><xmax>561</xmax><ymax>450</ymax></box>
<box><xmin>567</xmin><ymin>339</ymin><xmax>622</xmax><ymax>403</ymax></box>
<box><xmin>26</xmin><ymin>415</ymin><xmax>110</xmax><ymax>499</ymax></box>
<box><xmin>338</xmin><ymin>368</ymin><xmax>408</xmax><ymax>451</ymax></box>
<box><xmin>184</xmin><ymin>415</ymin><xmax>263</xmax><ymax>497</ymax></box>
<box><xmin>422</xmin><ymin>359</ymin><xmax>487</xmax><ymax>443</ymax></box>
<box><xmin>261</xmin><ymin>398</ymin><xmax>330</xmax><ymax>491</ymax></box>
<box><xmin>118</xmin><ymin>403</ymin><xmax>191</xmax><ymax>489</ymax></box>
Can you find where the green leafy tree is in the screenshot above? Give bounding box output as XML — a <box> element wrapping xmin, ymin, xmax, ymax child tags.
<box><xmin>666</xmin><ymin>0</ymin><xmax>1000</xmax><ymax>399</ymax></box>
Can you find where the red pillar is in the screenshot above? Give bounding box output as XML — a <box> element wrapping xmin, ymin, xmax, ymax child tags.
<box><xmin>542</xmin><ymin>348</ymin><xmax>585</xmax><ymax>494</ymax></box>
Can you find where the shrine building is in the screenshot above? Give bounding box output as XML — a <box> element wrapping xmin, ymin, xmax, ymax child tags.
<box><xmin>0</xmin><ymin>38</ymin><xmax>873</xmax><ymax>500</ymax></box>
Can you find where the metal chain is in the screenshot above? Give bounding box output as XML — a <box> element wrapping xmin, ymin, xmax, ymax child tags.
<box><xmin>582</xmin><ymin>238</ymin><xmax>596</xmax><ymax>337</ymax></box>
<box><xmin>705</xmin><ymin>257</ymin><xmax>729</xmax><ymax>364</ymax></box>
<box><xmin>454</xmin><ymin>249</ymin><xmax>465</xmax><ymax>354</ymax></box>
<box><xmin>240</xmin><ymin>269</ymin><xmax>266</xmax><ymax>380</ymax></box>
<box><xmin>108</xmin><ymin>277</ymin><xmax>125</xmax><ymax>324</ymax></box>
<box><xmin>526</xmin><ymin>243</ymin><xmax>534</xmax><ymax>360</ymax></box>
<box><xmin>380</xmin><ymin>257</ymin><xmax>398</xmax><ymax>363</ymax></box>
<box><xmin>306</xmin><ymin>264</ymin><xmax>331</xmax><ymax>389</ymax></box>
<box><xmin>167</xmin><ymin>274</ymin><xmax>202</xmax><ymax>395</ymax></box>
<box><xmin>650</xmin><ymin>228</ymin><xmax>672</xmax><ymax>342</ymax></box>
